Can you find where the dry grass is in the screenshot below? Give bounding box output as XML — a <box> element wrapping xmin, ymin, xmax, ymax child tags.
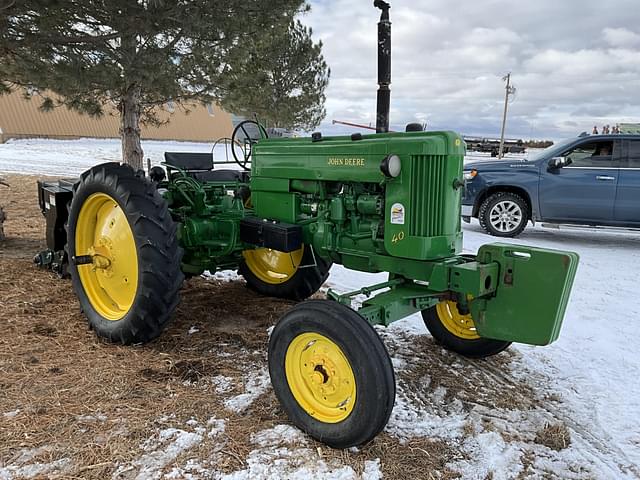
<box><xmin>534</xmin><ymin>423</ymin><xmax>571</xmax><ymax>451</ymax></box>
<box><xmin>0</xmin><ymin>174</ymin><xmax>461</xmax><ymax>479</ymax></box>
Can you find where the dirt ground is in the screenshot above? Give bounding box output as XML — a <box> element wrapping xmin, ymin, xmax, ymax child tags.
<box><xmin>0</xmin><ymin>175</ymin><xmax>467</xmax><ymax>479</ymax></box>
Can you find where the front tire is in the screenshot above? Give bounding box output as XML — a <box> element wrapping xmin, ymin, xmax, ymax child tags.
<box><xmin>269</xmin><ymin>300</ymin><xmax>396</xmax><ymax>448</ymax></box>
<box><xmin>68</xmin><ymin>163</ymin><xmax>183</xmax><ymax>344</ymax></box>
<box><xmin>478</xmin><ymin>192</ymin><xmax>529</xmax><ymax>237</ymax></box>
<box><xmin>240</xmin><ymin>245</ymin><xmax>331</xmax><ymax>301</ymax></box>
<box><xmin>422</xmin><ymin>300</ymin><xmax>511</xmax><ymax>358</ymax></box>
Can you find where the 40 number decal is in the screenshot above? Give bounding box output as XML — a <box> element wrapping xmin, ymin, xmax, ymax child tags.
<box><xmin>391</xmin><ymin>231</ymin><xmax>405</xmax><ymax>243</ymax></box>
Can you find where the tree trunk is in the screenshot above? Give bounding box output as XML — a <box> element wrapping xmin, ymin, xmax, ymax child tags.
<box><xmin>119</xmin><ymin>86</ymin><xmax>144</xmax><ymax>170</ymax></box>
<box><xmin>0</xmin><ymin>206</ymin><xmax>6</xmax><ymax>241</ymax></box>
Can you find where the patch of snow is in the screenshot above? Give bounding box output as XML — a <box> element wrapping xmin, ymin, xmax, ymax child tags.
<box><xmin>210</xmin><ymin>375</ymin><xmax>234</xmax><ymax>395</ymax></box>
<box><xmin>0</xmin><ymin>459</ymin><xmax>73</xmax><ymax>480</ymax></box>
<box><xmin>115</xmin><ymin>427</ymin><xmax>204</xmax><ymax>480</ymax></box>
<box><xmin>385</xmin><ymin>381</ymin><xmax>467</xmax><ymax>441</ymax></box>
<box><xmin>250</xmin><ymin>424</ymin><xmax>308</xmax><ymax>448</ymax></box>
<box><xmin>207</xmin><ymin>417</ymin><xmax>226</xmax><ymax>438</ymax></box>
<box><xmin>223</xmin><ymin>368</ymin><xmax>270</xmax><ymax>413</ymax></box>
<box><xmin>0</xmin><ymin>138</ymin><xmax>236</xmax><ymax>177</ymax></box>
<box><xmin>163</xmin><ymin>459</ymin><xmax>208</xmax><ymax>480</ymax></box>
<box><xmin>218</xmin><ymin>446</ymin><xmax>360</xmax><ymax>480</ymax></box>
<box><xmin>188</xmin><ymin>326</ymin><xmax>199</xmax><ymax>335</ymax></box>
<box><xmin>2</xmin><ymin>409</ymin><xmax>20</xmax><ymax>418</ymax></box>
<box><xmin>449</xmin><ymin>431</ymin><xmax>523</xmax><ymax>480</ymax></box>
<box><xmin>362</xmin><ymin>459</ymin><xmax>382</xmax><ymax>480</ymax></box>
<box><xmin>0</xmin><ymin>447</ymin><xmax>73</xmax><ymax>480</ymax></box>
<box><xmin>202</xmin><ymin>269</ymin><xmax>241</xmax><ymax>283</ymax></box>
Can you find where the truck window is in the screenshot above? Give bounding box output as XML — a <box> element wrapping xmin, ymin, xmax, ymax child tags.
<box><xmin>564</xmin><ymin>141</ymin><xmax>614</xmax><ymax>168</ymax></box>
<box><xmin>628</xmin><ymin>140</ymin><xmax>640</xmax><ymax>168</ymax></box>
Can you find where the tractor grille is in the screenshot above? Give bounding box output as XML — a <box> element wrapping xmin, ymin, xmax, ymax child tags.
<box><xmin>409</xmin><ymin>154</ymin><xmax>448</xmax><ymax>237</ymax></box>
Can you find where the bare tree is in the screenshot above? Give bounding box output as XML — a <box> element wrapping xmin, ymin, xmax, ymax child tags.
<box><xmin>0</xmin><ymin>177</ymin><xmax>8</xmax><ymax>241</ymax></box>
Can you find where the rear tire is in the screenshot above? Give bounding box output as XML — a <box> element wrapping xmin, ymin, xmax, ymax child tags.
<box><xmin>68</xmin><ymin>162</ymin><xmax>183</xmax><ymax>344</ymax></box>
<box><xmin>422</xmin><ymin>300</ymin><xmax>511</xmax><ymax>358</ymax></box>
<box><xmin>269</xmin><ymin>300</ymin><xmax>395</xmax><ymax>448</ymax></box>
<box><xmin>240</xmin><ymin>245</ymin><xmax>331</xmax><ymax>301</ymax></box>
<box><xmin>478</xmin><ymin>191</ymin><xmax>529</xmax><ymax>237</ymax></box>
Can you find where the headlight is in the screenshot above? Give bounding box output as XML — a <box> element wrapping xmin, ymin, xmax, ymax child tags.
<box><xmin>380</xmin><ymin>154</ymin><xmax>401</xmax><ymax>178</ymax></box>
<box><xmin>463</xmin><ymin>169</ymin><xmax>477</xmax><ymax>181</ymax></box>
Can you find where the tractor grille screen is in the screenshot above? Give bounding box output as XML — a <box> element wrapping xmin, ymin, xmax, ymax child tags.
<box><xmin>409</xmin><ymin>154</ymin><xmax>447</xmax><ymax>237</ymax></box>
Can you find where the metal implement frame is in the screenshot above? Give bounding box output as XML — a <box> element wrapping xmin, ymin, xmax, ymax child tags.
<box><xmin>326</xmin><ymin>254</ymin><xmax>501</xmax><ymax>327</ymax></box>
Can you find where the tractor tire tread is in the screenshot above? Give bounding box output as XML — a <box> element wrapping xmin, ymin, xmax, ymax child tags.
<box><xmin>269</xmin><ymin>299</ymin><xmax>395</xmax><ymax>448</ymax></box>
<box><xmin>68</xmin><ymin>162</ymin><xmax>184</xmax><ymax>345</ymax></box>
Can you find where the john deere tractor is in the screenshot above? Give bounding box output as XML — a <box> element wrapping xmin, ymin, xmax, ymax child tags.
<box><xmin>35</xmin><ymin>1</ymin><xmax>578</xmax><ymax>448</ymax></box>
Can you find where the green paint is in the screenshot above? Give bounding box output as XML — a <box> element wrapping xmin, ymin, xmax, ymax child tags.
<box><xmin>158</xmin><ymin>129</ymin><xmax>579</xmax><ymax>346</ymax></box>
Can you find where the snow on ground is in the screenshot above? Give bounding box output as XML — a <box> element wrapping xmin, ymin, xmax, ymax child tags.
<box><xmin>1</xmin><ymin>138</ymin><xmax>639</xmax><ymax>478</ymax></box>
<box><xmin>0</xmin><ymin>137</ymin><xmax>240</xmax><ymax>176</ymax></box>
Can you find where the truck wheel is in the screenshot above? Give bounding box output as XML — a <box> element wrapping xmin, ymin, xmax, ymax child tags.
<box><xmin>68</xmin><ymin>163</ymin><xmax>183</xmax><ymax>344</ymax></box>
<box><xmin>240</xmin><ymin>245</ymin><xmax>331</xmax><ymax>300</ymax></box>
<box><xmin>478</xmin><ymin>192</ymin><xmax>529</xmax><ymax>237</ymax></box>
<box><xmin>422</xmin><ymin>300</ymin><xmax>511</xmax><ymax>358</ymax></box>
<box><xmin>269</xmin><ymin>300</ymin><xmax>395</xmax><ymax>448</ymax></box>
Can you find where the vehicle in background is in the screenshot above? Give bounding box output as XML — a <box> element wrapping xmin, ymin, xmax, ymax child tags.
<box><xmin>462</xmin><ymin>134</ymin><xmax>640</xmax><ymax>237</ymax></box>
<box><xmin>464</xmin><ymin>136</ymin><xmax>526</xmax><ymax>156</ymax></box>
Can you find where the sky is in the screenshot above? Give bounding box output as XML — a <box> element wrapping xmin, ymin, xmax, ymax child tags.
<box><xmin>304</xmin><ymin>0</ymin><xmax>640</xmax><ymax>140</ymax></box>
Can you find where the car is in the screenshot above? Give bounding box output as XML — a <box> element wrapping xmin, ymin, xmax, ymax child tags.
<box><xmin>462</xmin><ymin>133</ymin><xmax>640</xmax><ymax>237</ymax></box>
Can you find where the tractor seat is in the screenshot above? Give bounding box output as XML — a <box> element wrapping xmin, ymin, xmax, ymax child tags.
<box><xmin>163</xmin><ymin>152</ymin><xmax>248</xmax><ymax>183</ymax></box>
<box><xmin>191</xmin><ymin>170</ymin><xmax>248</xmax><ymax>182</ymax></box>
<box><xmin>164</xmin><ymin>152</ymin><xmax>213</xmax><ymax>170</ymax></box>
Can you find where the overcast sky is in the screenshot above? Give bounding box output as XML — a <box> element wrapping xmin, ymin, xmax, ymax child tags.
<box><xmin>304</xmin><ymin>0</ymin><xmax>640</xmax><ymax>140</ymax></box>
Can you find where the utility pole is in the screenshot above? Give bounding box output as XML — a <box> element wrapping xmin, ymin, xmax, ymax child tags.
<box><xmin>498</xmin><ymin>73</ymin><xmax>516</xmax><ymax>159</ymax></box>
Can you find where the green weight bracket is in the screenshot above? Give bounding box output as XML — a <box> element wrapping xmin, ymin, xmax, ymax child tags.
<box><xmin>470</xmin><ymin>243</ymin><xmax>579</xmax><ymax>346</ymax></box>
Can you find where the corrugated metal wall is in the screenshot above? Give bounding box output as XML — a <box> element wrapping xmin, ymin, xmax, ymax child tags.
<box><xmin>0</xmin><ymin>89</ymin><xmax>233</xmax><ymax>143</ymax></box>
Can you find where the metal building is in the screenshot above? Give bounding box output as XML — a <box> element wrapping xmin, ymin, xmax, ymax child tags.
<box><xmin>0</xmin><ymin>88</ymin><xmax>233</xmax><ymax>143</ymax></box>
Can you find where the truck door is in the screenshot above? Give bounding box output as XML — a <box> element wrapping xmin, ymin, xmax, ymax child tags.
<box><xmin>614</xmin><ymin>138</ymin><xmax>640</xmax><ymax>225</ymax></box>
<box><xmin>538</xmin><ymin>139</ymin><xmax>620</xmax><ymax>222</ymax></box>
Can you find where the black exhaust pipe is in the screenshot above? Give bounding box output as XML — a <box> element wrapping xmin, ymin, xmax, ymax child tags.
<box><xmin>374</xmin><ymin>0</ymin><xmax>391</xmax><ymax>133</ymax></box>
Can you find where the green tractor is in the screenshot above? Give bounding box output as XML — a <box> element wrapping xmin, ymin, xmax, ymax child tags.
<box><xmin>35</xmin><ymin>1</ymin><xmax>578</xmax><ymax>449</ymax></box>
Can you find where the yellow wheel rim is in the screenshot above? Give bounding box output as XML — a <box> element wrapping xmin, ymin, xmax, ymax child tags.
<box><xmin>242</xmin><ymin>246</ymin><xmax>304</xmax><ymax>285</ymax></box>
<box><xmin>75</xmin><ymin>193</ymin><xmax>138</xmax><ymax>320</ymax></box>
<box><xmin>435</xmin><ymin>300</ymin><xmax>481</xmax><ymax>340</ymax></box>
<box><xmin>285</xmin><ymin>332</ymin><xmax>356</xmax><ymax>423</ymax></box>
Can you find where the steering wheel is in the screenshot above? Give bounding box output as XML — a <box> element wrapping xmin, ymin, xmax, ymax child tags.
<box><xmin>231</xmin><ymin>120</ymin><xmax>268</xmax><ymax>171</ymax></box>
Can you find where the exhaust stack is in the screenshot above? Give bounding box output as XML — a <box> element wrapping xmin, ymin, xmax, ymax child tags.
<box><xmin>374</xmin><ymin>0</ymin><xmax>391</xmax><ymax>133</ymax></box>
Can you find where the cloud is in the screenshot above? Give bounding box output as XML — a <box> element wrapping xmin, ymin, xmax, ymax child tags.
<box><xmin>603</xmin><ymin>27</ymin><xmax>640</xmax><ymax>48</ymax></box>
<box><xmin>305</xmin><ymin>0</ymin><xmax>640</xmax><ymax>140</ymax></box>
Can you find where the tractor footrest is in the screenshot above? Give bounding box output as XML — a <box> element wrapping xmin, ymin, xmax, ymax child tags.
<box><xmin>240</xmin><ymin>217</ymin><xmax>302</xmax><ymax>253</ymax></box>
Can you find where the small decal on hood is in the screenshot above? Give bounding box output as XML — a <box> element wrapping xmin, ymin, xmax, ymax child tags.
<box><xmin>391</xmin><ymin>203</ymin><xmax>405</xmax><ymax>225</ymax></box>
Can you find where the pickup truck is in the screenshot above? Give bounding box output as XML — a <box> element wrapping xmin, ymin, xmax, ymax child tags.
<box><xmin>462</xmin><ymin>134</ymin><xmax>640</xmax><ymax>237</ymax></box>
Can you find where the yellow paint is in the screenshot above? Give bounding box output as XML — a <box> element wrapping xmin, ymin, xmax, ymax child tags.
<box><xmin>242</xmin><ymin>246</ymin><xmax>304</xmax><ymax>284</ymax></box>
<box><xmin>75</xmin><ymin>193</ymin><xmax>138</xmax><ymax>320</ymax></box>
<box><xmin>435</xmin><ymin>300</ymin><xmax>481</xmax><ymax>340</ymax></box>
<box><xmin>285</xmin><ymin>332</ymin><xmax>356</xmax><ymax>423</ymax></box>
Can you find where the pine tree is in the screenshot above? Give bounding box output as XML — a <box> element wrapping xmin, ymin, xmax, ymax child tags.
<box><xmin>0</xmin><ymin>0</ymin><xmax>322</xmax><ymax>169</ymax></box>
<box><xmin>218</xmin><ymin>20</ymin><xmax>329</xmax><ymax>131</ymax></box>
